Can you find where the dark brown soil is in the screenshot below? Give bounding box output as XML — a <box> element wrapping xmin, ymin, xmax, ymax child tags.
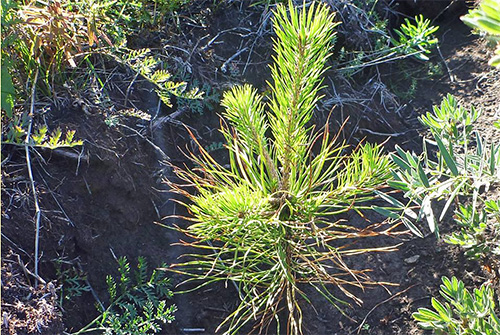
<box><xmin>2</xmin><ymin>1</ymin><xmax>499</xmax><ymax>335</ymax></box>
<box><xmin>1</xmin><ymin>251</ymin><xmax>64</xmax><ymax>335</ymax></box>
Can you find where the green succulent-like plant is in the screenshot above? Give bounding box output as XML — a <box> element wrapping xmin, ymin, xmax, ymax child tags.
<box><xmin>168</xmin><ymin>2</ymin><xmax>399</xmax><ymax>334</ymax></box>
<box><xmin>413</xmin><ymin>276</ymin><xmax>500</xmax><ymax>334</ymax></box>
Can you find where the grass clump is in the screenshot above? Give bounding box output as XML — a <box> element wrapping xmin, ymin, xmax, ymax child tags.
<box><xmin>1</xmin><ymin>0</ymin><xmax>196</xmax><ymax>100</ymax></box>
<box><xmin>168</xmin><ymin>2</ymin><xmax>400</xmax><ymax>334</ymax></box>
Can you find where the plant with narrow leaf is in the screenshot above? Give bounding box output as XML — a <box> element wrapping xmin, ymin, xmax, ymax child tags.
<box><xmin>445</xmin><ymin>200</ymin><xmax>500</xmax><ymax>274</ymax></box>
<box><xmin>419</xmin><ymin>94</ymin><xmax>480</xmax><ymax>145</ymax></box>
<box><xmin>4</xmin><ymin>0</ymin><xmax>100</xmax><ymax>96</ymax></box>
<box><xmin>73</xmin><ymin>256</ymin><xmax>176</xmax><ymax>335</ymax></box>
<box><xmin>461</xmin><ymin>0</ymin><xmax>500</xmax><ymax>68</ymax></box>
<box><xmin>1</xmin><ymin>0</ymin><xmax>16</xmax><ymax>117</ymax></box>
<box><xmin>391</xmin><ymin>14</ymin><xmax>439</xmax><ymax>61</ymax></box>
<box><xmin>168</xmin><ymin>2</ymin><xmax>400</xmax><ymax>335</ymax></box>
<box><xmin>76</xmin><ymin>0</ymin><xmax>191</xmax><ymax>45</ymax></box>
<box><xmin>413</xmin><ymin>276</ymin><xmax>500</xmax><ymax>334</ymax></box>
<box><xmin>380</xmin><ymin>95</ymin><xmax>500</xmax><ymax>238</ymax></box>
<box><xmin>377</xmin><ymin>95</ymin><xmax>500</xmax><ymax>280</ymax></box>
<box><xmin>338</xmin><ymin>14</ymin><xmax>439</xmax><ymax>76</ymax></box>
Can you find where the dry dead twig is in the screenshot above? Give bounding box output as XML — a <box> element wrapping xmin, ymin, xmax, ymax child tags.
<box><xmin>17</xmin><ymin>254</ymin><xmax>46</xmax><ymax>286</ymax></box>
<box><xmin>24</xmin><ymin>69</ymin><xmax>42</xmax><ymax>286</ymax></box>
<box><xmin>354</xmin><ymin>284</ymin><xmax>417</xmax><ymax>334</ymax></box>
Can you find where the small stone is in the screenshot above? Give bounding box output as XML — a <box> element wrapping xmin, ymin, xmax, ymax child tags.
<box><xmin>404</xmin><ymin>255</ymin><xmax>420</xmax><ymax>264</ymax></box>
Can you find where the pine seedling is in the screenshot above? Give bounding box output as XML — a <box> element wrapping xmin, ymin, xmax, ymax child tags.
<box><xmin>169</xmin><ymin>2</ymin><xmax>399</xmax><ymax>334</ymax></box>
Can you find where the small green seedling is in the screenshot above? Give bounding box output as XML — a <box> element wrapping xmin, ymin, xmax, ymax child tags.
<box><xmin>413</xmin><ymin>276</ymin><xmax>500</xmax><ymax>334</ymax></box>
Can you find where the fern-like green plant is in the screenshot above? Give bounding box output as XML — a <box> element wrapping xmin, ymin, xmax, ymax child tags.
<box><xmin>114</xmin><ymin>48</ymin><xmax>202</xmax><ymax>108</ymax></box>
<box><xmin>73</xmin><ymin>256</ymin><xmax>176</xmax><ymax>335</ymax></box>
<box><xmin>168</xmin><ymin>2</ymin><xmax>399</xmax><ymax>334</ymax></box>
<box><xmin>3</xmin><ymin>117</ymin><xmax>83</xmax><ymax>149</ymax></box>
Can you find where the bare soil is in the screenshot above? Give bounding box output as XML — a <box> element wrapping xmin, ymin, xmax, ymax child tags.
<box><xmin>2</xmin><ymin>1</ymin><xmax>499</xmax><ymax>335</ymax></box>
